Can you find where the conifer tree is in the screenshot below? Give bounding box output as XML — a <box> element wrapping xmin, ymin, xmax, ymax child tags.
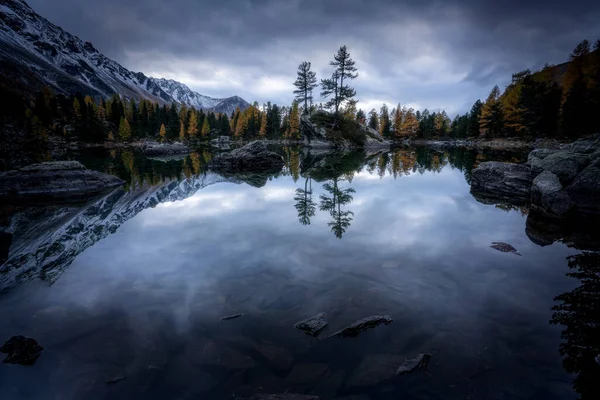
<box><xmin>73</xmin><ymin>98</ymin><xmax>82</xmax><ymax>120</ymax></box>
<box><xmin>293</xmin><ymin>61</ymin><xmax>318</xmax><ymax>112</ymax></box>
<box><xmin>118</xmin><ymin>117</ymin><xmax>131</xmax><ymax>140</ymax></box>
<box><xmin>321</xmin><ymin>45</ymin><xmax>358</xmax><ymax>115</ymax></box>
<box><xmin>393</xmin><ymin>105</ymin><xmax>403</xmax><ymax>136</ymax></box>
<box><xmin>179</xmin><ymin>121</ymin><xmax>186</xmax><ymax>140</ymax></box>
<box><xmin>159</xmin><ymin>123</ymin><xmax>167</xmax><ymax>141</ymax></box>
<box><xmin>467</xmin><ymin>100</ymin><xmax>483</xmax><ymax>137</ymax></box>
<box><xmin>368</xmin><ymin>109</ymin><xmax>379</xmax><ymax>130</ymax></box>
<box><xmin>356</xmin><ymin>109</ymin><xmax>366</xmax><ymax>125</ymax></box>
<box><xmin>480</xmin><ymin>85</ymin><xmax>504</xmax><ymax>137</ymax></box>
<box><xmin>289</xmin><ymin>101</ymin><xmax>300</xmax><ymax>139</ymax></box>
<box><xmin>201</xmin><ymin>118</ymin><xmax>211</xmax><ymax>137</ymax></box>
<box><xmin>259</xmin><ymin>111</ymin><xmax>268</xmax><ymax>137</ymax></box>
<box><xmin>379</xmin><ymin>104</ymin><xmax>392</xmax><ymax>137</ymax></box>
<box><xmin>188</xmin><ymin>111</ymin><xmax>199</xmax><ymax>137</ymax></box>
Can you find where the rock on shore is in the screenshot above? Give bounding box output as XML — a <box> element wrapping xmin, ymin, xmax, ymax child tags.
<box><xmin>210</xmin><ymin>141</ymin><xmax>285</xmax><ymax>173</ymax></box>
<box><xmin>470</xmin><ymin>135</ymin><xmax>600</xmax><ymax>217</ymax></box>
<box><xmin>0</xmin><ymin>161</ymin><xmax>124</xmax><ymax>197</ymax></box>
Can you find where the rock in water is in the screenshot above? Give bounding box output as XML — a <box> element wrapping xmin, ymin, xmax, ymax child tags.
<box><xmin>566</xmin><ymin>161</ymin><xmax>600</xmax><ymax>215</ymax></box>
<box><xmin>210</xmin><ymin>141</ymin><xmax>285</xmax><ymax>173</ymax></box>
<box><xmin>531</xmin><ymin>171</ymin><xmax>573</xmax><ymax>216</ymax></box>
<box><xmin>1</xmin><ymin>336</ymin><xmax>44</xmax><ymax>365</ymax></box>
<box><xmin>396</xmin><ymin>353</ymin><xmax>432</xmax><ymax>376</ymax></box>
<box><xmin>105</xmin><ymin>376</ymin><xmax>126</xmax><ymax>385</ymax></box>
<box><xmin>140</xmin><ymin>141</ymin><xmax>190</xmax><ymax>156</ymax></box>
<box><xmin>329</xmin><ymin>315</ymin><xmax>393</xmax><ymax>338</ymax></box>
<box><xmin>244</xmin><ymin>395</ymin><xmax>320</xmax><ymax>400</ymax></box>
<box><xmin>294</xmin><ymin>313</ymin><xmax>328</xmax><ymax>336</ymax></box>
<box><xmin>470</xmin><ymin>162</ymin><xmax>533</xmax><ymax>204</ymax></box>
<box><xmin>0</xmin><ymin>161</ymin><xmax>124</xmax><ymax>197</ymax></box>
<box><xmin>490</xmin><ymin>242</ymin><xmax>522</xmax><ymax>256</ymax></box>
<box><xmin>221</xmin><ymin>313</ymin><xmax>244</xmax><ymax>321</ymax></box>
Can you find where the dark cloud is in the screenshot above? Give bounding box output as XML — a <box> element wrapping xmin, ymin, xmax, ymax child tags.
<box><xmin>27</xmin><ymin>0</ymin><xmax>600</xmax><ymax>113</ymax></box>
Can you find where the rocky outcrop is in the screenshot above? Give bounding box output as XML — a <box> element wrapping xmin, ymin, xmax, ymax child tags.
<box><xmin>470</xmin><ymin>162</ymin><xmax>534</xmax><ymax>204</ymax></box>
<box><xmin>138</xmin><ymin>141</ymin><xmax>190</xmax><ymax>157</ymax></box>
<box><xmin>531</xmin><ymin>171</ymin><xmax>573</xmax><ymax>216</ymax></box>
<box><xmin>0</xmin><ymin>161</ymin><xmax>124</xmax><ymax>197</ymax></box>
<box><xmin>396</xmin><ymin>353</ymin><xmax>432</xmax><ymax>376</ymax></box>
<box><xmin>329</xmin><ymin>315</ymin><xmax>393</xmax><ymax>338</ymax></box>
<box><xmin>294</xmin><ymin>313</ymin><xmax>328</xmax><ymax>336</ymax></box>
<box><xmin>210</xmin><ymin>141</ymin><xmax>285</xmax><ymax>173</ymax></box>
<box><xmin>470</xmin><ymin>135</ymin><xmax>600</xmax><ymax>217</ymax></box>
<box><xmin>1</xmin><ymin>336</ymin><xmax>44</xmax><ymax>365</ymax></box>
<box><xmin>300</xmin><ymin>112</ymin><xmax>389</xmax><ymax>149</ymax></box>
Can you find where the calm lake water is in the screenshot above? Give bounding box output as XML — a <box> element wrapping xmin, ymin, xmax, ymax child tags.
<box><xmin>1</xmin><ymin>146</ymin><xmax>598</xmax><ymax>400</ymax></box>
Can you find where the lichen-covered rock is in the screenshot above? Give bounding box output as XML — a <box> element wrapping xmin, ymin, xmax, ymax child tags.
<box><xmin>531</xmin><ymin>171</ymin><xmax>573</xmax><ymax>216</ymax></box>
<box><xmin>329</xmin><ymin>315</ymin><xmax>393</xmax><ymax>338</ymax></box>
<box><xmin>0</xmin><ymin>161</ymin><xmax>124</xmax><ymax>197</ymax></box>
<box><xmin>294</xmin><ymin>313</ymin><xmax>328</xmax><ymax>336</ymax></box>
<box><xmin>470</xmin><ymin>162</ymin><xmax>533</xmax><ymax>203</ymax></box>
<box><xmin>210</xmin><ymin>141</ymin><xmax>285</xmax><ymax>173</ymax></box>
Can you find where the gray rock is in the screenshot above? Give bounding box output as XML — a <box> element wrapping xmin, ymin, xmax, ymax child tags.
<box><xmin>294</xmin><ymin>313</ymin><xmax>328</xmax><ymax>336</ymax></box>
<box><xmin>470</xmin><ymin>162</ymin><xmax>533</xmax><ymax>203</ymax></box>
<box><xmin>531</xmin><ymin>171</ymin><xmax>573</xmax><ymax>216</ymax></box>
<box><xmin>527</xmin><ymin>148</ymin><xmax>559</xmax><ymax>163</ymax></box>
<box><xmin>530</xmin><ymin>151</ymin><xmax>589</xmax><ymax>186</ymax></box>
<box><xmin>395</xmin><ymin>353</ymin><xmax>432</xmax><ymax>376</ymax></box>
<box><xmin>1</xmin><ymin>335</ymin><xmax>44</xmax><ymax>365</ymax></box>
<box><xmin>566</xmin><ymin>162</ymin><xmax>600</xmax><ymax>215</ymax></box>
<box><xmin>0</xmin><ymin>161</ymin><xmax>124</xmax><ymax>197</ymax></box>
<box><xmin>210</xmin><ymin>141</ymin><xmax>285</xmax><ymax>173</ymax></box>
<box><xmin>490</xmin><ymin>242</ymin><xmax>521</xmax><ymax>256</ymax></box>
<box><xmin>568</xmin><ymin>138</ymin><xmax>597</xmax><ymax>154</ymax></box>
<box><xmin>329</xmin><ymin>315</ymin><xmax>393</xmax><ymax>338</ymax></box>
<box><xmin>140</xmin><ymin>141</ymin><xmax>190</xmax><ymax>156</ymax></box>
<box><xmin>245</xmin><ymin>395</ymin><xmax>320</xmax><ymax>400</ymax></box>
<box><xmin>221</xmin><ymin>313</ymin><xmax>244</xmax><ymax>321</ymax></box>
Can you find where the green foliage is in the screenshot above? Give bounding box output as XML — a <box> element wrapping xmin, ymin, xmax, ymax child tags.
<box><xmin>321</xmin><ymin>45</ymin><xmax>358</xmax><ymax>114</ymax></box>
<box><xmin>293</xmin><ymin>61</ymin><xmax>318</xmax><ymax>112</ymax></box>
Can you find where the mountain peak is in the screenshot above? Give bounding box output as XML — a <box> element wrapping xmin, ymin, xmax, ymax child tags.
<box><xmin>0</xmin><ymin>0</ymin><xmax>250</xmax><ymax>113</ymax></box>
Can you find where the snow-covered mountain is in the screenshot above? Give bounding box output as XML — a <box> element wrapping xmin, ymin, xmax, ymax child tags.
<box><xmin>0</xmin><ymin>0</ymin><xmax>249</xmax><ymax>113</ymax></box>
<box><xmin>0</xmin><ymin>172</ymin><xmax>238</xmax><ymax>292</ymax></box>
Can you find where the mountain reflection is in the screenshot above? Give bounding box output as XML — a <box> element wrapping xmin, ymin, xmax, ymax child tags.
<box><xmin>551</xmin><ymin>251</ymin><xmax>600</xmax><ymax>399</ymax></box>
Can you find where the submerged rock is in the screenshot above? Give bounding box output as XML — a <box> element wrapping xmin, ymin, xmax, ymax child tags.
<box><xmin>244</xmin><ymin>395</ymin><xmax>320</xmax><ymax>400</ymax></box>
<box><xmin>139</xmin><ymin>141</ymin><xmax>190</xmax><ymax>156</ymax></box>
<box><xmin>0</xmin><ymin>161</ymin><xmax>124</xmax><ymax>197</ymax></box>
<box><xmin>470</xmin><ymin>162</ymin><xmax>533</xmax><ymax>203</ymax></box>
<box><xmin>531</xmin><ymin>171</ymin><xmax>573</xmax><ymax>216</ymax></box>
<box><xmin>395</xmin><ymin>353</ymin><xmax>432</xmax><ymax>376</ymax></box>
<box><xmin>1</xmin><ymin>335</ymin><xmax>44</xmax><ymax>365</ymax></box>
<box><xmin>210</xmin><ymin>141</ymin><xmax>285</xmax><ymax>173</ymax></box>
<box><xmin>490</xmin><ymin>242</ymin><xmax>522</xmax><ymax>256</ymax></box>
<box><xmin>221</xmin><ymin>313</ymin><xmax>244</xmax><ymax>321</ymax></box>
<box><xmin>329</xmin><ymin>315</ymin><xmax>393</xmax><ymax>338</ymax></box>
<box><xmin>105</xmin><ymin>376</ymin><xmax>127</xmax><ymax>385</ymax></box>
<box><xmin>294</xmin><ymin>313</ymin><xmax>328</xmax><ymax>336</ymax></box>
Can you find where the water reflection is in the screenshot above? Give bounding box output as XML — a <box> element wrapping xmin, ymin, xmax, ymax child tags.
<box><xmin>294</xmin><ymin>177</ymin><xmax>316</xmax><ymax>226</ymax></box>
<box><xmin>319</xmin><ymin>177</ymin><xmax>355</xmax><ymax>239</ymax></box>
<box><xmin>551</xmin><ymin>251</ymin><xmax>600</xmax><ymax>399</ymax></box>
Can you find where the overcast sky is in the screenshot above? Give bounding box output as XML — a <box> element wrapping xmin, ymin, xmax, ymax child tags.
<box><xmin>28</xmin><ymin>0</ymin><xmax>600</xmax><ymax>114</ymax></box>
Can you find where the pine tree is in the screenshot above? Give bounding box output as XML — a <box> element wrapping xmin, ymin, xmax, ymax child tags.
<box><xmin>467</xmin><ymin>100</ymin><xmax>483</xmax><ymax>137</ymax></box>
<box><xmin>159</xmin><ymin>123</ymin><xmax>167</xmax><ymax>141</ymax></box>
<box><xmin>393</xmin><ymin>105</ymin><xmax>403</xmax><ymax>136</ymax></box>
<box><xmin>179</xmin><ymin>121</ymin><xmax>186</xmax><ymax>140</ymax></box>
<box><xmin>293</xmin><ymin>61</ymin><xmax>318</xmax><ymax>112</ymax></box>
<box><xmin>368</xmin><ymin>109</ymin><xmax>379</xmax><ymax>130</ymax></box>
<box><xmin>259</xmin><ymin>111</ymin><xmax>268</xmax><ymax>137</ymax></box>
<box><xmin>188</xmin><ymin>111</ymin><xmax>199</xmax><ymax>137</ymax></box>
<box><xmin>118</xmin><ymin>117</ymin><xmax>131</xmax><ymax>140</ymax></box>
<box><xmin>321</xmin><ymin>45</ymin><xmax>358</xmax><ymax>115</ymax></box>
<box><xmin>201</xmin><ymin>118</ymin><xmax>211</xmax><ymax>137</ymax></box>
<box><xmin>289</xmin><ymin>101</ymin><xmax>300</xmax><ymax>139</ymax></box>
<box><xmin>356</xmin><ymin>109</ymin><xmax>366</xmax><ymax>125</ymax></box>
<box><xmin>480</xmin><ymin>85</ymin><xmax>504</xmax><ymax>137</ymax></box>
<box><xmin>379</xmin><ymin>104</ymin><xmax>392</xmax><ymax>137</ymax></box>
<box><xmin>73</xmin><ymin>98</ymin><xmax>82</xmax><ymax>120</ymax></box>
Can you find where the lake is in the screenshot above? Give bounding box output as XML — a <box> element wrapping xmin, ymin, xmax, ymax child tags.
<box><xmin>0</xmin><ymin>146</ymin><xmax>598</xmax><ymax>400</ymax></box>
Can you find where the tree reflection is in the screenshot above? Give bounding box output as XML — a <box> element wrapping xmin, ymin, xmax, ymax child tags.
<box><xmin>319</xmin><ymin>177</ymin><xmax>355</xmax><ymax>239</ymax></box>
<box><xmin>550</xmin><ymin>252</ymin><xmax>600</xmax><ymax>398</ymax></box>
<box><xmin>294</xmin><ymin>177</ymin><xmax>316</xmax><ymax>225</ymax></box>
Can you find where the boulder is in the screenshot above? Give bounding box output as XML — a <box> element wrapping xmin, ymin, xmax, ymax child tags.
<box><xmin>566</xmin><ymin>161</ymin><xmax>600</xmax><ymax>215</ymax></box>
<box><xmin>527</xmin><ymin>148</ymin><xmax>559</xmax><ymax>163</ymax></box>
<box><xmin>529</xmin><ymin>151</ymin><xmax>589</xmax><ymax>186</ymax></box>
<box><xmin>329</xmin><ymin>315</ymin><xmax>393</xmax><ymax>338</ymax></box>
<box><xmin>470</xmin><ymin>162</ymin><xmax>533</xmax><ymax>203</ymax></box>
<box><xmin>0</xmin><ymin>161</ymin><xmax>124</xmax><ymax>197</ymax></box>
<box><xmin>490</xmin><ymin>242</ymin><xmax>521</xmax><ymax>256</ymax></box>
<box><xmin>531</xmin><ymin>171</ymin><xmax>573</xmax><ymax>216</ymax></box>
<box><xmin>140</xmin><ymin>141</ymin><xmax>190</xmax><ymax>156</ymax></box>
<box><xmin>568</xmin><ymin>137</ymin><xmax>599</xmax><ymax>154</ymax></box>
<box><xmin>301</xmin><ymin>112</ymin><xmax>389</xmax><ymax>149</ymax></box>
<box><xmin>1</xmin><ymin>335</ymin><xmax>44</xmax><ymax>365</ymax></box>
<box><xmin>210</xmin><ymin>141</ymin><xmax>285</xmax><ymax>173</ymax></box>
